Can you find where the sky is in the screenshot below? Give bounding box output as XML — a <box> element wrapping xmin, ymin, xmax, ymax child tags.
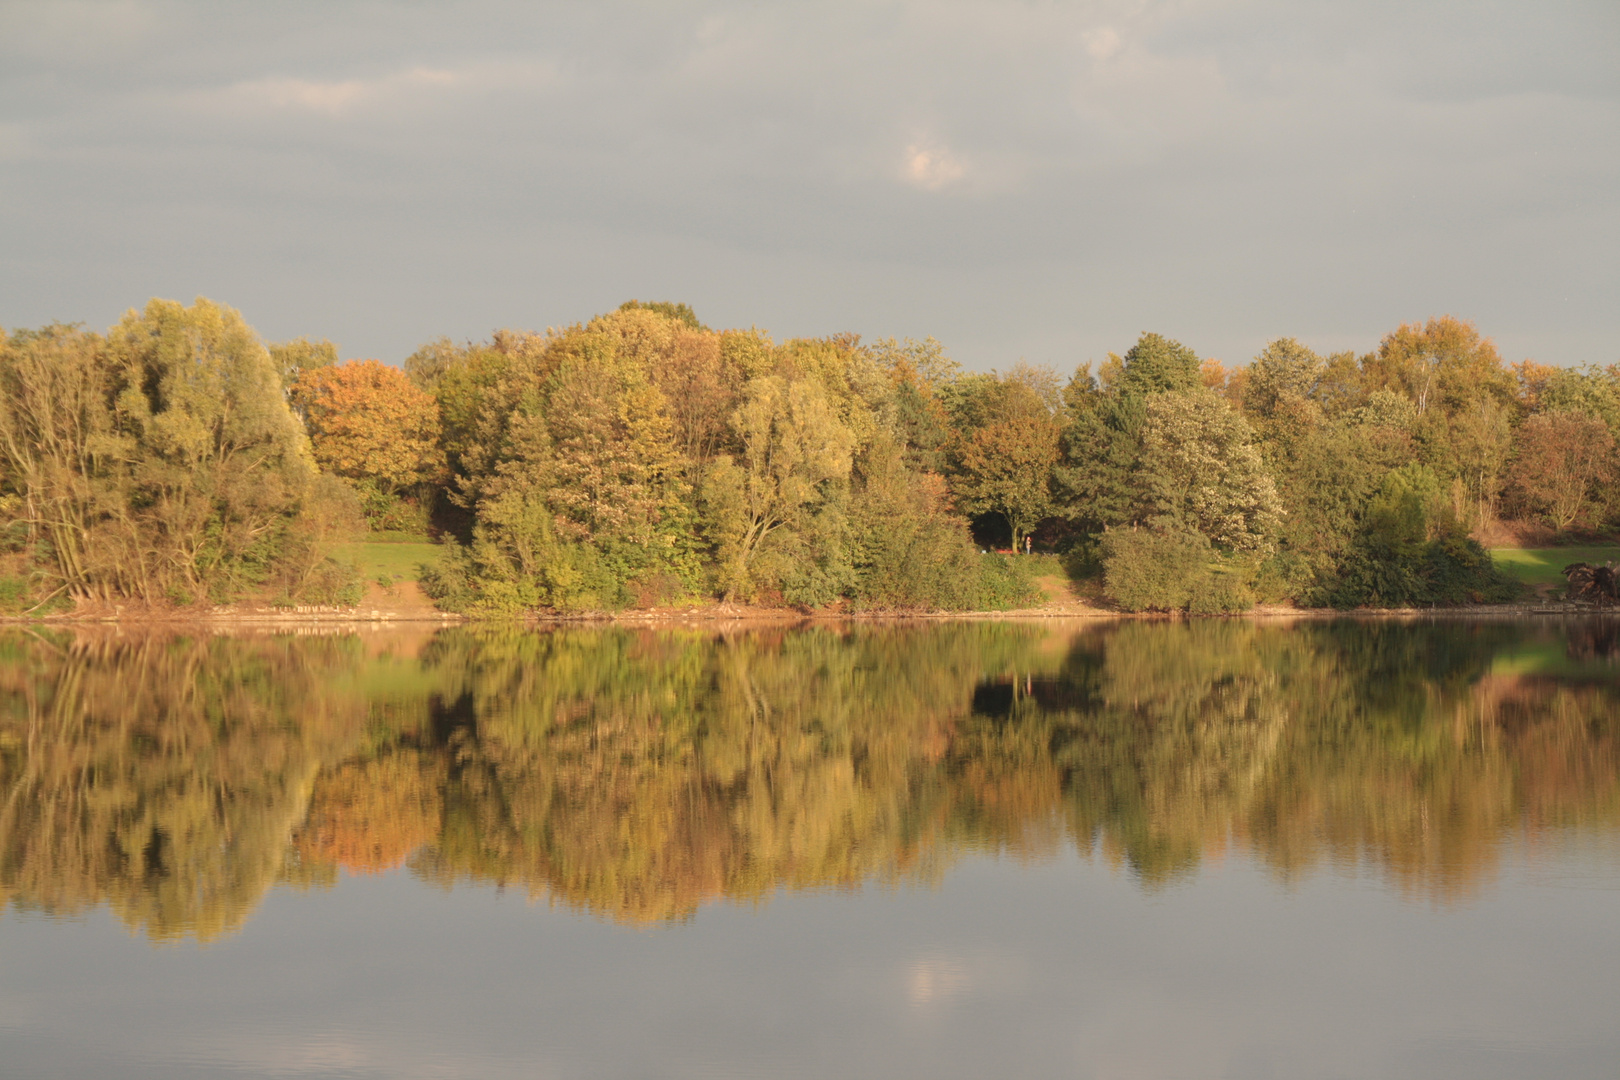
<box><xmin>3</xmin><ymin>0</ymin><xmax>1617</xmax><ymax>373</ymax></box>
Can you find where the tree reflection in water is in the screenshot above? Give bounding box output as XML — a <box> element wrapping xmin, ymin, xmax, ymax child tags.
<box><xmin>2</xmin><ymin>618</ymin><xmax>1618</xmax><ymax>941</ymax></box>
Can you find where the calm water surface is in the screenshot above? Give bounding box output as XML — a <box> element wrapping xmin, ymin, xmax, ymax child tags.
<box><xmin>2</xmin><ymin>619</ymin><xmax>1619</xmax><ymax>1078</ymax></box>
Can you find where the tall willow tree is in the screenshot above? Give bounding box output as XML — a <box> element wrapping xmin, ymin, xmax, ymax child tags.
<box><xmin>0</xmin><ymin>299</ymin><xmax>328</xmax><ymax>605</ymax></box>
<box><xmin>101</xmin><ymin>298</ymin><xmax>315</xmax><ymax>602</ymax></box>
<box><xmin>0</xmin><ymin>324</ymin><xmax>114</xmax><ymax>601</ymax></box>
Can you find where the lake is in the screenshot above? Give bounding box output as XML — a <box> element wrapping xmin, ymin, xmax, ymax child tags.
<box><xmin>2</xmin><ymin>618</ymin><xmax>1619</xmax><ymax>1078</ymax></box>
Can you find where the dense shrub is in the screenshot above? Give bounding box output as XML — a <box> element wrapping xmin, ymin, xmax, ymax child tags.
<box><xmin>1188</xmin><ymin>568</ymin><xmax>1256</xmax><ymax>614</ymax></box>
<box><xmin>1317</xmin><ymin>466</ymin><xmax>1521</xmax><ymax>607</ymax></box>
<box><xmin>1101</xmin><ymin>529</ymin><xmax>1259</xmax><ymax>613</ymax></box>
<box><xmin>1321</xmin><ymin>529</ymin><xmax>1519</xmax><ymax>608</ymax></box>
<box><xmin>849</xmin><ymin>510</ymin><xmax>1038</xmax><ymax>611</ymax></box>
<box><xmin>977</xmin><ymin>553</ymin><xmax>1042</xmax><ymax>610</ymax></box>
<box><xmin>417</xmin><ymin>548</ymin><xmax>478</xmax><ymax>612</ymax></box>
<box><xmin>354</xmin><ymin>481</ymin><xmax>433</xmax><ymax>534</ymax></box>
<box><xmin>1102</xmin><ymin>529</ymin><xmax>1212</xmax><ymax>612</ymax></box>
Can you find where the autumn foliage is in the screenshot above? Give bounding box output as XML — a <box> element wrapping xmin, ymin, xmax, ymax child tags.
<box><xmin>290</xmin><ymin>359</ymin><xmax>443</xmax><ymax>491</ymax></box>
<box><xmin>2</xmin><ymin>298</ymin><xmax>1617</xmax><ymax>615</ymax></box>
<box><xmin>1506</xmin><ymin>410</ymin><xmax>1615</xmax><ymax>530</ymax></box>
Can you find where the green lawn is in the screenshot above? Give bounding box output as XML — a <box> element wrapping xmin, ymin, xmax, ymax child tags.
<box><xmin>1490</xmin><ymin>546</ymin><xmax>1620</xmax><ymax>588</ymax></box>
<box><xmin>332</xmin><ymin>541</ymin><xmax>441</xmax><ymax>583</ymax></box>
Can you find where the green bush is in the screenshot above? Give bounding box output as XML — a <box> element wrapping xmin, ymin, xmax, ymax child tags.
<box><xmin>1316</xmin><ymin>466</ymin><xmax>1522</xmax><ymax>608</ymax></box>
<box><xmin>354</xmin><ymin>480</ymin><xmax>432</xmax><ymax>534</ymax></box>
<box><xmin>1252</xmin><ymin>548</ymin><xmax>1317</xmax><ymax>604</ymax></box>
<box><xmin>973</xmin><ymin>552</ymin><xmax>1042</xmax><ymax>610</ymax></box>
<box><xmin>1060</xmin><ymin>537</ymin><xmax>1103</xmax><ymax>581</ymax></box>
<box><xmin>1102</xmin><ymin>529</ymin><xmax>1212</xmax><ymax>612</ymax></box>
<box><xmin>419</xmin><ymin>532</ymin><xmax>634</xmax><ymax>615</ymax></box>
<box><xmin>418</xmin><ymin>547</ymin><xmax>482</xmax><ymax>613</ymax></box>
<box><xmin>1321</xmin><ymin>527</ymin><xmax>1520</xmax><ymax>608</ymax></box>
<box><xmin>1187</xmin><ymin>569</ymin><xmax>1256</xmax><ymax>614</ymax></box>
<box><xmin>849</xmin><ymin>515</ymin><xmax>1039</xmax><ymax>612</ymax></box>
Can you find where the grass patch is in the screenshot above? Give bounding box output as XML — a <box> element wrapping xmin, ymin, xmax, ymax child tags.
<box><xmin>364</xmin><ymin>530</ymin><xmax>435</xmax><ymax>544</ymax></box>
<box><xmin>1490</xmin><ymin>546</ymin><xmax>1620</xmax><ymax>588</ymax></box>
<box><xmin>0</xmin><ymin>576</ymin><xmax>32</xmax><ymax>614</ymax></box>
<box><xmin>1022</xmin><ymin>553</ymin><xmax>1068</xmax><ymax>577</ymax></box>
<box><xmin>332</xmin><ymin>541</ymin><xmax>441</xmax><ymax>583</ymax></box>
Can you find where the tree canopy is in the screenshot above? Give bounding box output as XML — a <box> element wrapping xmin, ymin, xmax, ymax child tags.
<box><xmin>0</xmin><ymin>300</ymin><xmax>1599</xmax><ymax>615</ymax></box>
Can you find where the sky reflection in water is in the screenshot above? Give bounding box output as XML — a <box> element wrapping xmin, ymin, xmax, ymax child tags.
<box><xmin>2</xmin><ymin>619</ymin><xmax>1619</xmax><ymax>1078</ymax></box>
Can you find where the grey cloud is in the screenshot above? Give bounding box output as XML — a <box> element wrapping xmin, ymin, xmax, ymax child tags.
<box><xmin>2</xmin><ymin>0</ymin><xmax>1616</xmax><ymax>369</ymax></box>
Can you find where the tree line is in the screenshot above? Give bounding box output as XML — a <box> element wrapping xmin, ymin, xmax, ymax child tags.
<box><xmin>2</xmin><ymin>296</ymin><xmax>1612</xmax><ymax>612</ymax></box>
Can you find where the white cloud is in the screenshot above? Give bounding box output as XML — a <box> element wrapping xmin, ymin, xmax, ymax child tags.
<box><xmin>904</xmin><ymin>142</ymin><xmax>967</xmax><ymax>191</ymax></box>
<box><xmin>1083</xmin><ymin>26</ymin><xmax>1124</xmax><ymax>61</ymax></box>
<box><xmin>222</xmin><ymin>61</ymin><xmax>556</xmax><ymax>118</ymax></box>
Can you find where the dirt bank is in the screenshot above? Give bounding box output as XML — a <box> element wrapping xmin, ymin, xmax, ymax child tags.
<box><xmin>7</xmin><ymin>573</ymin><xmax>1605</xmax><ymax>628</ymax></box>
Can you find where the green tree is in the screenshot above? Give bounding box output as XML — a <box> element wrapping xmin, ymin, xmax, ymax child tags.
<box><xmin>847</xmin><ymin>434</ymin><xmax>1036</xmax><ymax>610</ymax></box>
<box><xmin>945</xmin><ymin>364</ymin><xmax>1062</xmax><ymax>551</ymax></box>
<box><xmin>866</xmin><ymin>337</ymin><xmax>959</xmax><ymax>474</ymax></box>
<box><xmin>422</xmin><ymin>312</ymin><xmax>704</xmax><ymax>612</ymax></box>
<box><xmin>1250</xmin><ymin>404</ymin><xmax>1405</xmax><ymax>601</ymax></box>
<box><xmin>1538</xmin><ymin>366</ymin><xmax>1620</xmax><ymax>438</ymax></box>
<box><xmin>1137</xmin><ymin>389</ymin><xmax>1282</xmax><ymax>554</ymax></box>
<box><xmin>1442</xmin><ymin>397</ymin><xmax>1513</xmax><ymax>530</ymax></box>
<box><xmin>1114</xmin><ymin>331</ymin><xmax>1201</xmax><ymax>396</ymax></box>
<box><xmin>702</xmin><ymin>376</ymin><xmax>854</xmax><ymax>601</ymax></box>
<box><xmin>1099</xmin><ymin>528</ymin><xmax>1215</xmax><ymax>612</ymax></box>
<box><xmin>1324</xmin><ymin>464</ymin><xmax>1517</xmax><ymax>607</ymax></box>
<box><xmin>423</xmin><ymin>330</ymin><xmax>554</xmax><ymax>514</ymax></box>
<box><xmin>1056</xmin><ymin>332</ymin><xmax>1203</xmax><ymax>530</ymax></box>
<box><xmin>402</xmin><ymin>336</ymin><xmax>463</xmax><ymax>392</ymax></box>
<box><xmin>1242</xmin><ymin>338</ymin><xmax>1324</xmax><ymax>419</ymax></box>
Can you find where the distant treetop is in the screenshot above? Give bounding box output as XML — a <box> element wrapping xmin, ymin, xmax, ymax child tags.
<box><xmin>618</xmin><ymin>299</ymin><xmax>706</xmax><ymax>331</ymax></box>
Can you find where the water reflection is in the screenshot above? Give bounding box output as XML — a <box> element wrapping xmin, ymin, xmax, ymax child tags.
<box><xmin>2</xmin><ymin>619</ymin><xmax>1618</xmax><ymax>941</ymax></box>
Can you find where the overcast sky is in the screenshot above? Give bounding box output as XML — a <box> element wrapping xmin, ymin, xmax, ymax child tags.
<box><xmin>3</xmin><ymin>1</ymin><xmax>1616</xmax><ymax>372</ymax></box>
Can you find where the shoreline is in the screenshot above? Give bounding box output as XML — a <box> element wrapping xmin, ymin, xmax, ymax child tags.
<box><xmin>0</xmin><ymin>600</ymin><xmax>1608</xmax><ymax>629</ymax></box>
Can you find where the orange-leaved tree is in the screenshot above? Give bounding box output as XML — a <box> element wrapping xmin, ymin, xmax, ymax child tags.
<box><xmin>1361</xmin><ymin>316</ymin><xmax>1514</xmax><ymax>419</ymax></box>
<box><xmin>290</xmin><ymin>360</ymin><xmax>444</xmax><ymax>494</ymax></box>
<box><xmin>1506</xmin><ymin>410</ymin><xmax>1615</xmax><ymax>531</ymax></box>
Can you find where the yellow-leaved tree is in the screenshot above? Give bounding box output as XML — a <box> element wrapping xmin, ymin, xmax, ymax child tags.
<box><xmin>289</xmin><ymin>359</ymin><xmax>444</xmax><ymax>531</ymax></box>
<box><xmin>703</xmin><ymin>375</ymin><xmax>855</xmax><ymax>602</ymax></box>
